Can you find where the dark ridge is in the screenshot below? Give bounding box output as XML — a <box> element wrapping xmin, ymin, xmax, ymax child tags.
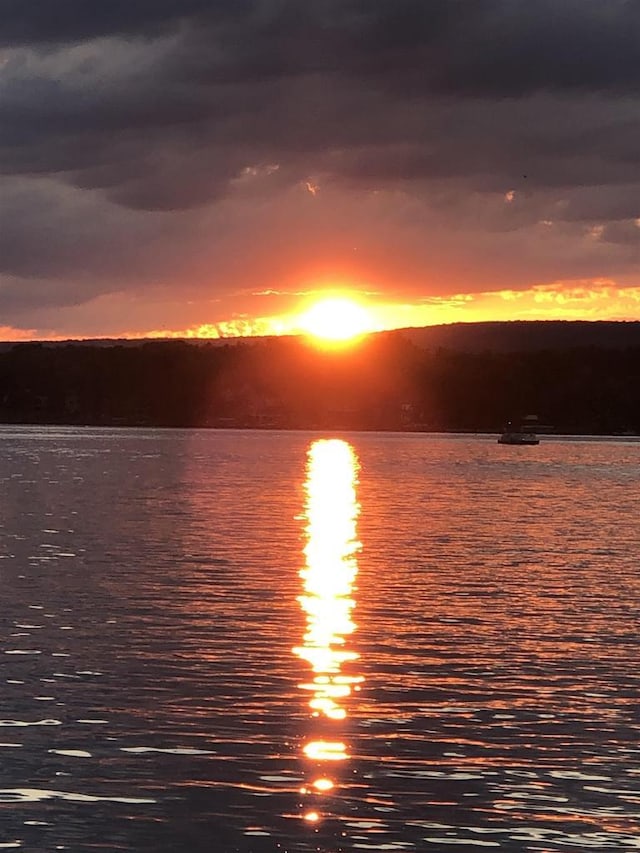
<box><xmin>2</xmin><ymin>320</ymin><xmax>640</xmax><ymax>354</ymax></box>
<box><xmin>1</xmin><ymin>321</ymin><xmax>640</xmax><ymax>434</ymax></box>
<box><xmin>396</xmin><ymin>320</ymin><xmax>640</xmax><ymax>352</ymax></box>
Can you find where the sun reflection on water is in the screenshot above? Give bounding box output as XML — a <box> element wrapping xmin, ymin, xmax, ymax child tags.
<box><xmin>293</xmin><ymin>438</ymin><xmax>362</xmax><ymax>819</ymax></box>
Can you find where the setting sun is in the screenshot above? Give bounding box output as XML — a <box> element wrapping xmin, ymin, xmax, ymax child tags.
<box><xmin>297</xmin><ymin>297</ymin><xmax>374</xmax><ymax>343</ymax></box>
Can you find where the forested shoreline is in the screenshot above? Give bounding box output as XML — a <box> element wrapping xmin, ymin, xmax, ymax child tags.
<box><xmin>1</xmin><ymin>327</ymin><xmax>640</xmax><ymax>434</ymax></box>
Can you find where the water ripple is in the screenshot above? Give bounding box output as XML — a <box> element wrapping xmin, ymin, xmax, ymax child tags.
<box><xmin>0</xmin><ymin>429</ymin><xmax>639</xmax><ymax>851</ymax></box>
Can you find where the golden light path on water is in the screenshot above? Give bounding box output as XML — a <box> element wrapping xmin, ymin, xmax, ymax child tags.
<box><xmin>293</xmin><ymin>438</ymin><xmax>362</xmax><ymax>823</ymax></box>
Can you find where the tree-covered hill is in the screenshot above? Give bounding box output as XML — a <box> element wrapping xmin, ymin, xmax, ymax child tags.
<box><xmin>1</xmin><ymin>322</ymin><xmax>640</xmax><ymax>434</ymax></box>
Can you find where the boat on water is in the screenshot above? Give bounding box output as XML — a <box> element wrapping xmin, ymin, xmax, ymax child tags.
<box><xmin>498</xmin><ymin>416</ymin><xmax>540</xmax><ymax>445</ymax></box>
<box><xmin>498</xmin><ymin>429</ymin><xmax>539</xmax><ymax>445</ymax></box>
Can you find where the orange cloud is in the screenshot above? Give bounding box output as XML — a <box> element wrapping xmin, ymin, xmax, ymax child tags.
<box><xmin>125</xmin><ymin>282</ymin><xmax>640</xmax><ymax>341</ymax></box>
<box><xmin>0</xmin><ymin>326</ymin><xmax>40</xmax><ymax>341</ymax></box>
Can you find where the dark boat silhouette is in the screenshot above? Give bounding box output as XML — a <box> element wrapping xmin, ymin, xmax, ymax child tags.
<box><xmin>498</xmin><ymin>416</ymin><xmax>540</xmax><ymax>445</ymax></box>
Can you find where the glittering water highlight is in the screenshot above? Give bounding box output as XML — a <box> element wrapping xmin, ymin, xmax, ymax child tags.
<box><xmin>294</xmin><ymin>439</ymin><xmax>363</xmax><ymax>824</ymax></box>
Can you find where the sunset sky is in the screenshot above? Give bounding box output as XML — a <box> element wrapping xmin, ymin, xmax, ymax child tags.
<box><xmin>2</xmin><ymin>1</ymin><xmax>640</xmax><ymax>340</ymax></box>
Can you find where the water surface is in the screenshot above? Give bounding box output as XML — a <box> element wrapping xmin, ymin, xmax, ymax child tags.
<box><xmin>1</xmin><ymin>427</ymin><xmax>639</xmax><ymax>851</ymax></box>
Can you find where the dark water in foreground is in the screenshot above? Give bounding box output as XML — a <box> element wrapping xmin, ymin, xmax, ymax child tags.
<box><xmin>1</xmin><ymin>427</ymin><xmax>640</xmax><ymax>852</ymax></box>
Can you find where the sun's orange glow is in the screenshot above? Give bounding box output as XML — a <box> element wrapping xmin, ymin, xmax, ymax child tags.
<box><xmin>297</xmin><ymin>297</ymin><xmax>375</xmax><ymax>343</ymax></box>
<box><xmin>21</xmin><ymin>276</ymin><xmax>640</xmax><ymax>344</ymax></box>
<box><xmin>108</xmin><ymin>278</ymin><xmax>640</xmax><ymax>343</ymax></box>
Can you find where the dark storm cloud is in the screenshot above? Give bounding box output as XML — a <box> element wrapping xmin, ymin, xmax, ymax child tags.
<box><xmin>0</xmin><ymin>177</ymin><xmax>192</xmax><ymax>285</ymax></box>
<box><xmin>0</xmin><ymin>1</ymin><xmax>244</xmax><ymax>46</ymax></box>
<box><xmin>3</xmin><ymin>2</ymin><xmax>640</xmax><ymax>186</ymax></box>
<box><xmin>2</xmin><ymin>0</ymin><xmax>640</xmax><ymax>328</ymax></box>
<box><xmin>41</xmin><ymin>0</ymin><xmax>636</xmax><ymax>97</ymax></box>
<box><xmin>4</xmin><ymin>2</ymin><xmax>640</xmax><ymax>95</ymax></box>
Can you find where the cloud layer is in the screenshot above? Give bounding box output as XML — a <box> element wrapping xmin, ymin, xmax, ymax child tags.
<box><xmin>1</xmin><ymin>1</ymin><xmax>640</xmax><ymax>335</ymax></box>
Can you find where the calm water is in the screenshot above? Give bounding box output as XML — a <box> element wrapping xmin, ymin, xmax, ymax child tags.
<box><xmin>1</xmin><ymin>427</ymin><xmax>640</xmax><ymax>852</ymax></box>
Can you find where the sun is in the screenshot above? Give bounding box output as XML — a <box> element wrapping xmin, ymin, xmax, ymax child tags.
<box><xmin>297</xmin><ymin>297</ymin><xmax>374</xmax><ymax>344</ymax></box>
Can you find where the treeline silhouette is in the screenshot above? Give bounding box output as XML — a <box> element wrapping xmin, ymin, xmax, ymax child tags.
<box><xmin>1</xmin><ymin>328</ymin><xmax>640</xmax><ymax>434</ymax></box>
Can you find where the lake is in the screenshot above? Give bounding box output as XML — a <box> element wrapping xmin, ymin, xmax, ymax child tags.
<box><xmin>1</xmin><ymin>426</ymin><xmax>639</xmax><ymax>851</ymax></box>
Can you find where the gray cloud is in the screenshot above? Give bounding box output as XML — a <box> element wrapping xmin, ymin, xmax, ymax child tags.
<box><xmin>1</xmin><ymin>1</ymin><xmax>640</xmax><ymax>333</ymax></box>
<box><xmin>0</xmin><ymin>1</ymin><xmax>241</xmax><ymax>47</ymax></box>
